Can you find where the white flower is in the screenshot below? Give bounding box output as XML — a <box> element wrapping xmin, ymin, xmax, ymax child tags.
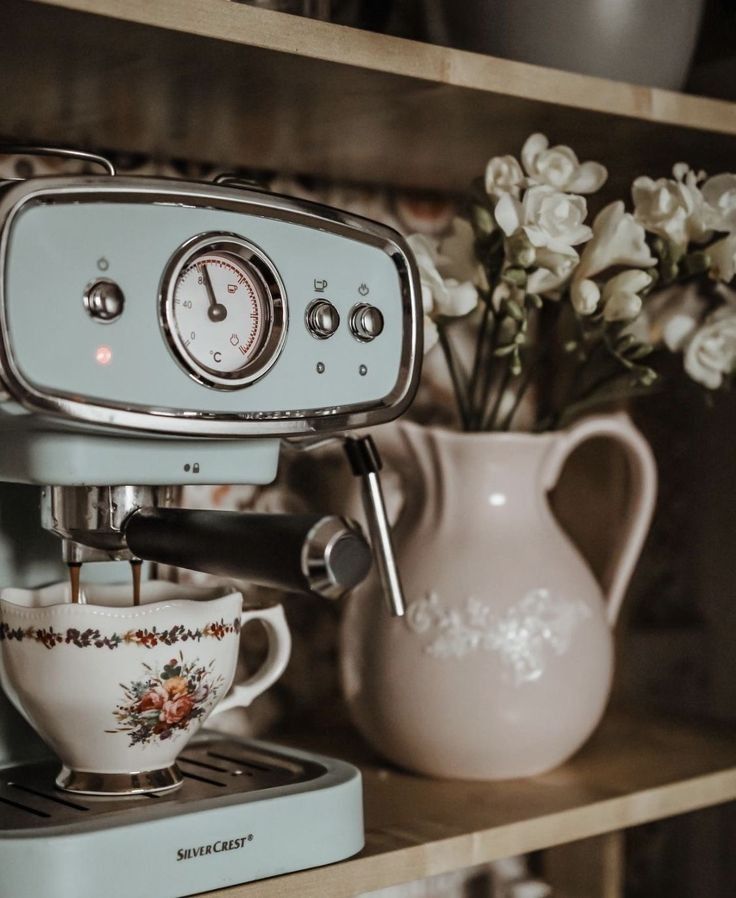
<box><xmin>408</xmin><ymin>233</ymin><xmax>478</xmax><ymax>353</ymax></box>
<box><xmin>570</xmin><ymin>279</ymin><xmax>600</xmax><ymax>315</ymax></box>
<box><xmin>485</xmin><ymin>155</ymin><xmax>525</xmax><ymax>199</ymax></box>
<box><xmin>526</xmin><ymin>246</ymin><xmax>579</xmax><ymax>295</ymax></box>
<box><xmin>702</xmin><ymin>173</ymin><xmax>736</xmax><ymax>233</ymax></box>
<box><xmin>684</xmin><ymin>307</ymin><xmax>736</xmax><ymax>389</ymax></box>
<box><xmin>709</xmin><ymin>233</ymin><xmax>736</xmax><ymax>283</ymax></box>
<box><xmin>663</xmin><ymin>314</ymin><xmax>698</xmax><ymax>350</ymax></box>
<box><xmin>496</xmin><ymin>186</ymin><xmax>592</xmax><ymax>254</ymax></box>
<box><xmin>632</xmin><ymin>164</ymin><xmax>712</xmax><ymax>248</ymax></box>
<box><xmin>632</xmin><ymin>283</ymin><xmax>708</xmax><ymax>350</ymax></box>
<box><xmin>521</xmin><ymin>133</ymin><xmax>607</xmax><ymax>194</ymax></box>
<box><xmin>575</xmin><ymin>201</ymin><xmax>656</xmax><ymax>281</ymax></box>
<box><xmin>601</xmin><ymin>270</ymin><xmax>652</xmax><ymax>322</ymax></box>
<box><xmin>424</xmin><ymin>316</ymin><xmax>439</xmax><ymax>352</ymax></box>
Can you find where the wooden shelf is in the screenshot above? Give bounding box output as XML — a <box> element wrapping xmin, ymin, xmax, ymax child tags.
<box><xmin>201</xmin><ymin>710</ymin><xmax>736</xmax><ymax>898</ymax></box>
<box><xmin>2</xmin><ymin>0</ymin><xmax>736</xmax><ymax>198</ymax></box>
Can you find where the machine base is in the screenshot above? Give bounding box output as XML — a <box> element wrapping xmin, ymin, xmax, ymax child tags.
<box><xmin>0</xmin><ymin>734</ymin><xmax>364</xmax><ymax>898</ymax></box>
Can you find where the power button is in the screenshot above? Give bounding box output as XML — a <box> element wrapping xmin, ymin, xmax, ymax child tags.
<box><xmin>349</xmin><ymin>304</ymin><xmax>384</xmax><ymax>342</ymax></box>
<box><xmin>83</xmin><ymin>279</ymin><xmax>125</xmax><ymax>323</ymax></box>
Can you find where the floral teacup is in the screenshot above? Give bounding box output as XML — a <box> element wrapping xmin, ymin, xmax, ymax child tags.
<box><xmin>0</xmin><ymin>581</ymin><xmax>291</xmax><ymax>795</ymax></box>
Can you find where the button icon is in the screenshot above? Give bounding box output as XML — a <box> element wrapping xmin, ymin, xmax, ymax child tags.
<box><xmin>358</xmin><ymin>283</ymin><xmax>369</xmax><ymax>296</ymax></box>
<box><xmin>314</xmin><ymin>278</ymin><xmax>328</xmax><ymax>292</ymax></box>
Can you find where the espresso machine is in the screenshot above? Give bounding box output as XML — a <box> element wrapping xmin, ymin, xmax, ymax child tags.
<box><xmin>0</xmin><ymin>150</ymin><xmax>421</xmax><ymax>898</ymax></box>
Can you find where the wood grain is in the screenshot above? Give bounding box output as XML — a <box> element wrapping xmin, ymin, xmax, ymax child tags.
<box><xmin>2</xmin><ymin>0</ymin><xmax>735</xmax><ymax>198</ymax></box>
<box><xmin>199</xmin><ymin>710</ymin><xmax>736</xmax><ymax>898</ymax></box>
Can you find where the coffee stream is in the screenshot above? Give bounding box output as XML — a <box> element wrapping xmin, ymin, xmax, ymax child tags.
<box><xmin>68</xmin><ymin>562</ymin><xmax>82</xmax><ymax>604</ymax></box>
<box><xmin>131</xmin><ymin>559</ymin><xmax>143</xmax><ymax>606</ymax></box>
<box><xmin>67</xmin><ymin>559</ymin><xmax>144</xmax><ymax>605</ymax></box>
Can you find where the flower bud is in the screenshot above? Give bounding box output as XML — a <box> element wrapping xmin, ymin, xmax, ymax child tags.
<box><xmin>504</xmin><ymin>297</ymin><xmax>525</xmax><ymax>322</ymax></box>
<box><xmin>502</xmin><ymin>267</ymin><xmax>528</xmax><ymax>287</ymax></box>
<box><xmin>571</xmin><ymin>279</ymin><xmax>600</xmax><ymax>315</ymax></box>
<box><xmin>505</xmin><ymin>233</ymin><xmax>537</xmax><ymax>268</ymax></box>
<box><xmin>473</xmin><ymin>205</ymin><xmax>496</xmax><ymax>236</ymax></box>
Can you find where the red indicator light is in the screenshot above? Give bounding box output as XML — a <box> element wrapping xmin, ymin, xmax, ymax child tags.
<box><xmin>95</xmin><ymin>345</ymin><xmax>113</xmax><ymax>366</ymax></box>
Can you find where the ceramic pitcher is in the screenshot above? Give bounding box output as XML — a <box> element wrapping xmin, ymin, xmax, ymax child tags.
<box><xmin>340</xmin><ymin>413</ymin><xmax>656</xmax><ymax>779</ymax></box>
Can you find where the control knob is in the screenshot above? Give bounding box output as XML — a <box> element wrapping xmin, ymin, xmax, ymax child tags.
<box><xmin>306</xmin><ymin>299</ymin><xmax>340</xmax><ymax>339</ymax></box>
<box><xmin>349</xmin><ymin>303</ymin><xmax>384</xmax><ymax>342</ymax></box>
<box><xmin>83</xmin><ymin>279</ymin><xmax>125</xmax><ymax>322</ymax></box>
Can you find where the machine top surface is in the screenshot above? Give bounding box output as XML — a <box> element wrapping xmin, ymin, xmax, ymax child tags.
<box><xmin>0</xmin><ymin>175</ymin><xmax>422</xmax><ymax>439</ymax></box>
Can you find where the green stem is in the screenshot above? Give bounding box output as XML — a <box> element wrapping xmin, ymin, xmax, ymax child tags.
<box><xmin>500</xmin><ymin>356</ymin><xmax>536</xmax><ymax>431</ymax></box>
<box><xmin>483</xmin><ymin>360</ymin><xmax>513</xmax><ymax>431</ymax></box>
<box><xmin>474</xmin><ymin>321</ymin><xmax>503</xmax><ymax>430</ymax></box>
<box><xmin>438</xmin><ymin>322</ymin><xmax>471</xmax><ymax>430</ymax></box>
<box><xmin>467</xmin><ymin>302</ymin><xmax>492</xmax><ymax>425</ymax></box>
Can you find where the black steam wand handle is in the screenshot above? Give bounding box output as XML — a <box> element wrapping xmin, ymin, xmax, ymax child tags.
<box><xmin>123</xmin><ymin>508</ymin><xmax>372</xmax><ymax>599</ymax></box>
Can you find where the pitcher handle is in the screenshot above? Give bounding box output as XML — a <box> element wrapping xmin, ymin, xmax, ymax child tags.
<box><xmin>541</xmin><ymin>413</ymin><xmax>657</xmax><ymax>627</ymax></box>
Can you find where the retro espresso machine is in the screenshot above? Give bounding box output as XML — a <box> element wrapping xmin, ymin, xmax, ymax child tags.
<box><xmin>0</xmin><ymin>151</ymin><xmax>421</xmax><ymax>898</ymax></box>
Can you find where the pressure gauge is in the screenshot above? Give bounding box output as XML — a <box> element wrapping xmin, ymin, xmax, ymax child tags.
<box><xmin>160</xmin><ymin>234</ymin><xmax>287</xmax><ymax>389</ymax></box>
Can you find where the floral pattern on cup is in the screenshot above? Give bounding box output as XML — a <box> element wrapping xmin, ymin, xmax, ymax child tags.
<box><xmin>0</xmin><ymin>617</ymin><xmax>241</xmax><ymax>650</ymax></box>
<box><xmin>108</xmin><ymin>654</ymin><xmax>225</xmax><ymax>746</ymax></box>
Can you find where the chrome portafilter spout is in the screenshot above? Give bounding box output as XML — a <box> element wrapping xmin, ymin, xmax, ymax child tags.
<box><xmin>40</xmin><ymin>485</ymin><xmax>373</xmax><ymax>601</ymax></box>
<box><xmin>40</xmin><ymin>485</ymin><xmax>178</xmax><ymax>564</ymax></box>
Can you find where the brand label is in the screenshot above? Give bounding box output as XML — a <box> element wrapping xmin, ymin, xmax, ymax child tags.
<box><xmin>176</xmin><ymin>833</ymin><xmax>254</xmax><ymax>862</ymax></box>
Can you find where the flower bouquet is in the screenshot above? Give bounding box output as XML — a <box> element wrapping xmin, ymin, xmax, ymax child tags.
<box><xmin>412</xmin><ymin>133</ymin><xmax>736</xmax><ymax>431</ymax></box>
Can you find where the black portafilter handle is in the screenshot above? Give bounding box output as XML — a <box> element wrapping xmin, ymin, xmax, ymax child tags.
<box><xmin>123</xmin><ymin>508</ymin><xmax>373</xmax><ymax>599</ymax></box>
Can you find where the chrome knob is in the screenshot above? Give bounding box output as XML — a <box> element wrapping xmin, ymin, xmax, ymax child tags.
<box><xmin>349</xmin><ymin>303</ymin><xmax>384</xmax><ymax>342</ymax></box>
<box><xmin>306</xmin><ymin>299</ymin><xmax>340</xmax><ymax>339</ymax></box>
<box><xmin>83</xmin><ymin>279</ymin><xmax>125</xmax><ymax>322</ymax></box>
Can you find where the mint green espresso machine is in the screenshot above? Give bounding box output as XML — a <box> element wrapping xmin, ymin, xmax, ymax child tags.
<box><xmin>0</xmin><ymin>158</ymin><xmax>421</xmax><ymax>898</ymax></box>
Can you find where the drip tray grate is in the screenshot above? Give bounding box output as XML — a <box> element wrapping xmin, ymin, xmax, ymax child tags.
<box><xmin>0</xmin><ymin>738</ymin><xmax>325</xmax><ymax>831</ymax></box>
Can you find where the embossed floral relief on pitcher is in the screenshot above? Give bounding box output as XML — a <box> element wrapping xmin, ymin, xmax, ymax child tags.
<box><xmin>340</xmin><ymin>414</ymin><xmax>656</xmax><ymax>779</ymax></box>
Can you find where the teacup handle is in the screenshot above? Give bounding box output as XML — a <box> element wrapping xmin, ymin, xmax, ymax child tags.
<box><xmin>210</xmin><ymin>604</ymin><xmax>291</xmax><ymax>715</ymax></box>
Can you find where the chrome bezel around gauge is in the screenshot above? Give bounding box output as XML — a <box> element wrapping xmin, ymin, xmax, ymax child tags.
<box><xmin>159</xmin><ymin>233</ymin><xmax>287</xmax><ymax>390</ymax></box>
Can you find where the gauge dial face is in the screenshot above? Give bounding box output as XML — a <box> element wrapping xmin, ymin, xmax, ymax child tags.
<box><xmin>161</xmin><ymin>236</ymin><xmax>286</xmax><ymax>389</ymax></box>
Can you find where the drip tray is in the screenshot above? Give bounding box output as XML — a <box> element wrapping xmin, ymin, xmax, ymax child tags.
<box><xmin>0</xmin><ymin>735</ymin><xmax>364</xmax><ymax>898</ymax></box>
<box><xmin>0</xmin><ymin>738</ymin><xmax>325</xmax><ymax>831</ymax></box>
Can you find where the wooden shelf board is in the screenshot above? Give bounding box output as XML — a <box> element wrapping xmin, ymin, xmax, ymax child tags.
<box><xmin>2</xmin><ymin>0</ymin><xmax>736</xmax><ymax>197</ymax></box>
<box><xmin>201</xmin><ymin>710</ymin><xmax>736</xmax><ymax>898</ymax></box>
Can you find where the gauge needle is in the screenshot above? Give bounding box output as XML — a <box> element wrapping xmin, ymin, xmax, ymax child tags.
<box><xmin>200</xmin><ymin>264</ymin><xmax>228</xmax><ymax>323</ymax></box>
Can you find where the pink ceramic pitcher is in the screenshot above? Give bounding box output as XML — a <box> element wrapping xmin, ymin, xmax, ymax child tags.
<box><xmin>340</xmin><ymin>413</ymin><xmax>656</xmax><ymax>779</ymax></box>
